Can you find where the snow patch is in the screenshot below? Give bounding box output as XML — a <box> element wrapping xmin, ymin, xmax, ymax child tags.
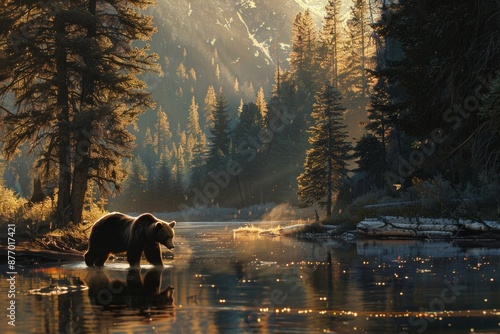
<box><xmin>292</xmin><ymin>0</ymin><xmax>325</xmax><ymax>19</ymax></box>
<box><xmin>188</xmin><ymin>2</ymin><xmax>192</xmax><ymax>17</ymax></box>
<box><xmin>239</xmin><ymin>0</ymin><xmax>256</xmax><ymax>9</ymax></box>
<box><xmin>236</xmin><ymin>11</ymin><xmax>274</xmax><ymax>65</ymax></box>
<box><xmin>216</xmin><ymin>17</ymin><xmax>234</xmax><ymax>30</ymax></box>
<box><xmin>279</xmin><ymin>42</ymin><xmax>291</xmax><ymax>50</ymax></box>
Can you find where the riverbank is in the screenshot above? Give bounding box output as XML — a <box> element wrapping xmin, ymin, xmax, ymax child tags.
<box><xmin>2</xmin><ymin>198</ymin><xmax>499</xmax><ymax>266</ymax></box>
<box><xmin>234</xmin><ymin>215</ymin><xmax>500</xmax><ymax>243</ymax></box>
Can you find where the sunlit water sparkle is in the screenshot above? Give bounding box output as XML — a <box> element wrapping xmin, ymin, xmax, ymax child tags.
<box><xmin>1</xmin><ymin>221</ymin><xmax>499</xmax><ymax>333</ymax></box>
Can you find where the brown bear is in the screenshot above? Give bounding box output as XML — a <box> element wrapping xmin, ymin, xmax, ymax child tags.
<box><xmin>84</xmin><ymin>212</ymin><xmax>176</xmax><ymax>267</ymax></box>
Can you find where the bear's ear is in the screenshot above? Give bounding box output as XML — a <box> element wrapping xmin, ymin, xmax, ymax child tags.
<box><xmin>155</xmin><ymin>222</ymin><xmax>163</xmax><ymax>230</ymax></box>
<box><xmin>169</xmin><ymin>221</ymin><xmax>176</xmax><ymax>228</ymax></box>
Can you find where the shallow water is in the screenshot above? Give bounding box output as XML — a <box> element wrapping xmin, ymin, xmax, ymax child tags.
<box><xmin>1</xmin><ymin>221</ymin><xmax>500</xmax><ymax>333</ymax></box>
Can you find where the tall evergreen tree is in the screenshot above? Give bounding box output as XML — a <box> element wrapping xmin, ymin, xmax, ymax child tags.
<box><xmin>155</xmin><ymin>107</ymin><xmax>172</xmax><ymax>156</ymax></box>
<box><xmin>203</xmin><ymin>85</ymin><xmax>217</xmax><ymax>130</ymax></box>
<box><xmin>142</xmin><ymin>127</ymin><xmax>157</xmax><ymax>183</ymax></box>
<box><xmin>208</xmin><ymin>93</ymin><xmax>232</xmax><ymax>163</ymax></box>
<box><xmin>255</xmin><ymin>87</ymin><xmax>268</xmax><ymax>122</ymax></box>
<box><xmin>290</xmin><ymin>10</ymin><xmax>320</xmax><ymax>91</ymax></box>
<box><xmin>233</xmin><ymin>102</ymin><xmax>263</xmax><ymax>205</ymax></box>
<box><xmin>152</xmin><ymin>156</ymin><xmax>174</xmax><ymax>211</ymax></box>
<box><xmin>353</xmin><ymin>134</ymin><xmax>385</xmax><ymax>191</ymax></box>
<box><xmin>378</xmin><ymin>0</ymin><xmax>500</xmax><ymax>182</ymax></box>
<box><xmin>345</xmin><ymin>0</ymin><xmax>371</xmax><ymax>96</ymax></box>
<box><xmin>0</xmin><ymin>0</ymin><xmax>159</xmax><ymax>226</ymax></box>
<box><xmin>187</xmin><ymin>96</ymin><xmax>203</xmax><ymax>140</ymax></box>
<box><xmin>124</xmin><ymin>157</ymin><xmax>148</xmax><ymax>212</ymax></box>
<box><xmin>321</xmin><ymin>0</ymin><xmax>343</xmax><ymax>87</ymax></box>
<box><xmin>365</xmin><ymin>75</ymin><xmax>392</xmax><ymax>168</ymax></box>
<box><xmin>298</xmin><ymin>83</ymin><xmax>351</xmax><ymax>217</ymax></box>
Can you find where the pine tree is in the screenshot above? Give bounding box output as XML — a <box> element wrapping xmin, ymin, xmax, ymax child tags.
<box><xmin>208</xmin><ymin>93</ymin><xmax>232</xmax><ymax>163</ymax></box>
<box><xmin>203</xmin><ymin>85</ymin><xmax>217</xmax><ymax>130</ymax></box>
<box><xmin>345</xmin><ymin>0</ymin><xmax>373</xmax><ymax>96</ymax></box>
<box><xmin>353</xmin><ymin>134</ymin><xmax>385</xmax><ymax>191</ymax></box>
<box><xmin>290</xmin><ymin>10</ymin><xmax>320</xmax><ymax>91</ymax></box>
<box><xmin>152</xmin><ymin>156</ymin><xmax>174</xmax><ymax>211</ymax></box>
<box><xmin>190</xmin><ymin>68</ymin><xmax>197</xmax><ymax>82</ymax></box>
<box><xmin>142</xmin><ymin>127</ymin><xmax>158</xmax><ymax>182</ymax></box>
<box><xmin>298</xmin><ymin>83</ymin><xmax>351</xmax><ymax>217</ymax></box>
<box><xmin>215</xmin><ymin>64</ymin><xmax>221</xmax><ymax>80</ymax></box>
<box><xmin>187</xmin><ymin>96</ymin><xmax>203</xmax><ymax>140</ymax></box>
<box><xmin>189</xmin><ymin>140</ymin><xmax>208</xmax><ymax>193</ymax></box>
<box><xmin>321</xmin><ymin>0</ymin><xmax>343</xmax><ymax>87</ymax></box>
<box><xmin>124</xmin><ymin>157</ymin><xmax>148</xmax><ymax>212</ymax></box>
<box><xmin>234</xmin><ymin>102</ymin><xmax>263</xmax><ymax>205</ymax></box>
<box><xmin>155</xmin><ymin>107</ymin><xmax>172</xmax><ymax>156</ymax></box>
<box><xmin>255</xmin><ymin>87</ymin><xmax>268</xmax><ymax>122</ymax></box>
<box><xmin>365</xmin><ymin>75</ymin><xmax>392</xmax><ymax>169</ymax></box>
<box><xmin>0</xmin><ymin>0</ymin><xmax>160</xmax><ymax>226</ymax></box>
<box><xmin>377</xmin><ymin>0</ymin><xmax>500</xmax><ymax>182</ymax></box>
<box><xmin>177</xmin><ymin>62</ymin><xmax>187</xmax><ymax>80</ymax></box>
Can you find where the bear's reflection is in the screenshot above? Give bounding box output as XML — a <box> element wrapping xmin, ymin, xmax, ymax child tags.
<box><xmin>84</xmin><ymin>268</ymin><xmax>174</xmax><ymax>315</ymax></box>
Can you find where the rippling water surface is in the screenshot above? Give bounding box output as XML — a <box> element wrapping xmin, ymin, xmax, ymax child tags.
<box><xmin>1</xmin><ymin>221</ymin><xmax>499</xmax><ymax>333</ymax></box>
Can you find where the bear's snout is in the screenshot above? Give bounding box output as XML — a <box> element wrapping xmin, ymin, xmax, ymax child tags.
<box><xmin>162</xmin><ymin>240</ymin><xmax>175</xmax><ymax>250</ymax></box>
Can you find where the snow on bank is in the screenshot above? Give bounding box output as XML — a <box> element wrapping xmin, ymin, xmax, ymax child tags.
<box><xmin>357</xmin><ymin>216</ymin><xmax>500</xmax><ymax>239</ymax></box>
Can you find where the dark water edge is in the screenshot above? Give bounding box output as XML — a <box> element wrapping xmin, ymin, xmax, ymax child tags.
<box><xmin>0</xmin><ymin>221</ymin><xmax>499</xmax><ymax>333</ymax></box>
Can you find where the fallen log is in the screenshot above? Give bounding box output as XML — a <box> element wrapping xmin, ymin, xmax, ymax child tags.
<box><xmin>357</xmin><ymin>216</ymin><xmax>500</xmax><ymax>239</ymax></box>
<box><xmin>0</xmin><ymin>244</ymin><xmax>83</xmax><ymax>264</ymax></box>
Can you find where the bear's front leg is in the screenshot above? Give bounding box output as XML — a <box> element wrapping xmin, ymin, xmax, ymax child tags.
<box><xmin>127</xmin><ymin>246</ymin><xmax>143</xmax><ymax>268</ymax></box>
<box><xmin>144</xmin><ymin>243</ymin><xmax>164</xmax><ymax>266</ymax></box>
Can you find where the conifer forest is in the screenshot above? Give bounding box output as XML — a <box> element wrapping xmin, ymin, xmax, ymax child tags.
<box><xmin>0</xmin><ymin>0</ymin><xmax>499</xmax><ymax>227</ymax></box>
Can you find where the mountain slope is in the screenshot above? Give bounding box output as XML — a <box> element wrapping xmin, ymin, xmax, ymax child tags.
<box><xmin>140</xmin><ymin>0</ymin><xmax>326</xmax><ymax>131</ymax></box>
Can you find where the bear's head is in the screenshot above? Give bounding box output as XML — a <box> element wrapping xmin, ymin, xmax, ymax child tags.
<box><xmin>153</xmin><ymin>220</ymin><xmax>176</xmax><ymax>250</ymax></box>
<box><xmin>138</xmin><ymin>213</ymin><xmax>176</xmax><ymax>250</ymax></box>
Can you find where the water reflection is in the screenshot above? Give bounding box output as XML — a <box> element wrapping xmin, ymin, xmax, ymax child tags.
<box><xmin>1</xmin><ymin>223</ymin><xmax>500</xmax><ymax>333</ymax></box>
<box><xmin>85</xmin><ymin>268</ymin><xmax>175</xmax><ymax>312</ymax></box>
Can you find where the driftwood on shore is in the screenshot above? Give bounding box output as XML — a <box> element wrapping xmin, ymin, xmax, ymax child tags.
<box><xmin>357</xmin><ymin>216</ymin><xmax>500</xmax><ymax>239</ymax></box>
<box><xmin>0</xmin><ymin>232</ymin><xmax>86</xmax><ymax>264</ymax></box>
<box><xmin>0</xmin><ymin>244</ymin><xmax>83</xmax><ymax>264</ymax></box>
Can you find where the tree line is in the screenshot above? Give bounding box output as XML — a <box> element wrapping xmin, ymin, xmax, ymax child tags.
<box><xmin>0</xmin><ymin>0</ymin><xmax>160</xmax><ymax>226</ymax></box>
<box><xmin>354</xmin><ymin>0</ymin><xmax>500</xmax><ymax>195</ymax></box>
<box><xmin>112</xmin><ymin>2</ymin><xmax>366</xmax><ymax>216</ymax></box>
<box><xmin>1</xmin><ymin>0</ymin><xmax>498</xmax><ymax>224</ymax></box>
<box><xmin>116</xmin><ymin>0</ymin><xmax>499</xmax><ymax>217</ymax></box>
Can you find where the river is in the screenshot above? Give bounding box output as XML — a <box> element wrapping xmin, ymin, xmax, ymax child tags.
<box><xmin>1</xmin><ymin>221</ymin><xmax>499</xmax><ymax>333</ymax></box>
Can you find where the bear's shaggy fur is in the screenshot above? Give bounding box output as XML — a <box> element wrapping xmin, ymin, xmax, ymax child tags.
<box><xmin>84</xmin><ymin>212</ymin><xmax>176</xmax><ymax>267</ymax></box>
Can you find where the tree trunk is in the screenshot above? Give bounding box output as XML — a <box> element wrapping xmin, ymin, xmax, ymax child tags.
<box><xmin>361</xmin><ymin>1</ymin><xmax>367</xmax><ymax>96</ymax></box>
<box><xmin>71</xmin><ymin>0</ymin><xmax>97</xmax><ymax>225</ymax></box>
<box><xmin>30</xmin><ymin>178</ymin><xmax>46</xmax><ymax>203</ymax></box>
<box><xmin>55</xmin><ymin>15</ymin><xmax>72</xmax><ymax>228</ymax></box>
<box><xmin>326</xmin><ymin>114</ymin><xmax>333</xmax><ymax>218</ymax></box>
<box><xmin>71</xmin><ymin>155</ymin><xmax>90</xmax><ymax>225</ymax></box>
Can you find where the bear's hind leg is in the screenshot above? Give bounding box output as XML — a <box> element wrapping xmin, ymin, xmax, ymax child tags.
<box><xmin>144</xmin><ymin>243</ymin><xmax>163</xmax><ymax>266</ymax></box>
